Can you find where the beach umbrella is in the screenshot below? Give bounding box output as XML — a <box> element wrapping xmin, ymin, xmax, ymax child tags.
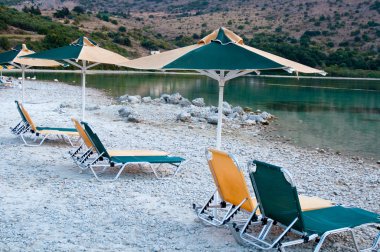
<box><xmin>118</xmin><ymin>27</ymin><xmax>326</xmax><ymax>149</ymax></box>
<box><xmin>0</xmin><ymin>44</ymin><xmax>61</xmax><ymax>102</ymax></box>
<box><xmin>21</xmin><ymin>37</ymin><xmax>129</xmax><ymax>120</ymax></box>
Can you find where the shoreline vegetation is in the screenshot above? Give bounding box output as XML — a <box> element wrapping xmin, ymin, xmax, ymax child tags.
<box><xmin>3</xmin><ymin>69</ymin><xmax>380</xmax><ymax>81</ymax></box>
<box><xmin>0</xmin><ymin>80</ymin><xmax>379</xmax><ymax>251</ymax></box>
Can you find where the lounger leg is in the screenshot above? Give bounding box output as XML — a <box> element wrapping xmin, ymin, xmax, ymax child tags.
<box><xmin>195</xmin><ymin>190</ymin><xmax>249</xmax><ymax>227</ymax></box>
<box><xmin>349</xmin><ymin>230</ymin><xmax>360</xmax><ymax>252</ymax></box>
<box><xmin>369</xmin><ymin>231</ymin><xmax>380</xmax><ymax>251</ymax></box>
<box><xmin>313</xmin><ymin>228</ymin><xmax>351</xmax><ymax>252</ymax></box>
<box><xmin>89</xmin><ymin>163</ymin><xmax>127</xmax><ymax>182</ymax></box>
<box><xmin>239</xmin><ymin>216</ymin><xmax>300</xmax><ymax>250</ymax></box>
<box><xmin>149</xmin><ymin>160</ymin><xmax>187</xmax><ymax>179</ymax></box>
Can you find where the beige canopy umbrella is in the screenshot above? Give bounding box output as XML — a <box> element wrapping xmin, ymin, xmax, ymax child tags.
<box><xmin>0</xmin><ymin>44</ymin><xmax>61</xmax><ymax>102</ymax></box>
<box><xmin>22</xmin><ymin>37</ymin><xmax>129</xmax><ymax>120</ymax></box>
<box><xmin>118</xmin><ymin>27</ymin><xmax>326</xmax><ymax>149</ymax></box>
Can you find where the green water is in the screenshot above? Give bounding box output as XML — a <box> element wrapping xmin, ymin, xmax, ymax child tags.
<box><xmin>25</xmin><ymin>72</ymin><xmax>380</xmax><ymax>159</ymax></box>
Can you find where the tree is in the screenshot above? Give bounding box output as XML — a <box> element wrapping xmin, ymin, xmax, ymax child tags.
<box><xmin>53</xmin><ymin>7</ymin><xmax>70</xmax><ymax>19</ymax></box>
<box><xmin>118</xmin><ymin>26</ymin><xmax>126</xmax><ymax>32</ymax></box>
<box><xmin>72</xmin><ymin>6</ymin><xmax>85</xmax><ymax>14</ymax></box>
<box><xmin>0</xmin><ymin>37</ymin><xmax>10</xmax><ymax>50</ymax></box>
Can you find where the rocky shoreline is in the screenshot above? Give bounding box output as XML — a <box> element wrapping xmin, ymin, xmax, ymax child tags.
<box><xmin>0</xmin><ymin>80</ymin><xmax>378</xmax><ymax>251</ymax></box>
<box><xmin>118</xmin><ymin>93</ymin><xmax>275</xmax><ymax>126</ymax></box>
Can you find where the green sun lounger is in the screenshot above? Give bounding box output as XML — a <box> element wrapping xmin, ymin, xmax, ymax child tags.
<box><xmin>235</xmin><ymin>160</ymin><xmax>380</xmax><ymax>251</ymax></box>
<box><xmin>81</xmin><ymin>121</ymin><xmax>186</xmax><ymax>181</ymax></box>
<box><xmin>11</xmin><ymin>101</ymin><xmax>78</xmax><ymax>146</ymax></box>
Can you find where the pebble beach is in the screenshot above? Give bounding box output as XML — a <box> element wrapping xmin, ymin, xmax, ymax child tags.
<box><xmin>0</xmin><ymin>80</ymin><xmax>379</xmax><ymax>251</ymax></box>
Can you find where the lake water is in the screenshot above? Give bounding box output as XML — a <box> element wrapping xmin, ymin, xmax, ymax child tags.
<box><xmin>23</xmin><ymin>72</ymin><xmax>380</xmax><ymax>159</ymax></box>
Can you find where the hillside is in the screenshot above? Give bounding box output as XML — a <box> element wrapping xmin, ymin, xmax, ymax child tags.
<box><xmin>0</xmin><ymin>0</ymin><xmax>379</xmax><ymax>76</ymax></box>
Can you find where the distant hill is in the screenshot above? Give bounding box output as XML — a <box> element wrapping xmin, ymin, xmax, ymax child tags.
<box><xmin>0</xmin><ymin>0</ymin><xmax>379</xmax><ymax>77</ymax></box>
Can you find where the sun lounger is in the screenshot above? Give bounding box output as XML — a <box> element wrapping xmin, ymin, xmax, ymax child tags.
<box><xmin>69</xmin><ymin>118</ymin><xmax>170</xmax><ymax>169</ymax></box>
<box><xmin>81</xmin><ymin>121</ymin><xmax>186</xmax><ymax>181</ymax></box>
<box><xmin>194</xmin><ymin>149</ymin><xmax>333</xmax><ymax>228</ymax></box>
<box><xmin>10</xmin><ymin>100</ymin><xmax>78</xmax><ymax>146</ymax></box>
<box><xmin>236</xmin><ymin>160</ymin><xmax>380</xmax><ymax>251</ymax></box>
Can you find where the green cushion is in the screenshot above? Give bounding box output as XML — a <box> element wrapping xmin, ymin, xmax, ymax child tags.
<box><xmin>36</xmin><ymin>126</ymin><xmax>77</xmax><ymax>132</ymax></box>
<box><xmin>250</xmin><ymin>160</ymin><xmax>304</xmax><ymax>231</ymax></box>
<box><xmin>251</xmin><ymin>160</ymin><xmax>380</xmax><ymax>236</ymax></box>
<box><xmin>110</xmin><ymin>155</ymin><xmax>184</xmax><ymax>164</ymax></box>
<box><xmin>303</xmin><ymin>206</ymin><xmax>380</xmax><ymax>236</ymax></box>
<box><xmin>81</xmin><ymin>122</ymin><xmax>110</xmax><ymax>158</ymax></box>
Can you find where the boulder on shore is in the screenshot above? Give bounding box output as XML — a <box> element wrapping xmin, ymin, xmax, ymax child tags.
<box><xmin>192</xmin><ymin>98</ymin><xmax>205</xmax><ymax>107</ymax></box>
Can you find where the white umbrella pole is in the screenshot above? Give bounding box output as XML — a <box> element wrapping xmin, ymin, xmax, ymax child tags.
<box><xmin>81</xmin><ymin>61</ymin><xmax>86</xmax><ymax>121</ymax></box>
<box><xmin>21</xmin><ymin>64</ymin><xmax>25</xmax><ymax>103</ymax></box>
<box><xmin>216</xmin><ymin>78</ymin><xmax>225</xmax><ymax>150</ymax></box>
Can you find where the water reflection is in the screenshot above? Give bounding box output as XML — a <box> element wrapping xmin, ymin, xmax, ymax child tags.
<box><xmin>26</xmin><ymin>72</ymin><xmax>380</xmax><ymax>158</ymax></box>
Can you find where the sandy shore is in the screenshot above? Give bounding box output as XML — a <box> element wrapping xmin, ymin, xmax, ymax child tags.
<box><xmin>0</xmin><ymin>81</ymin><xmax>379</xmax><ymax>251</ymax></box>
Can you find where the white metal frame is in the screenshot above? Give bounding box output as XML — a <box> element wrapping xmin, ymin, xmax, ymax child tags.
<box><xmin>85</xmin><ymin>152</ymin><xmax>186</xmax><ymax>182</ymax></box>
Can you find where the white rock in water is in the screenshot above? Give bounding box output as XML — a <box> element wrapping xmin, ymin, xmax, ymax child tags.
<box><xmin>128</xmin><ymin>95</ymin><xmax>141</xmax><ymax>104</ymax></box>
<box><xmin>192</xmin><ymin>98</ymin><xmax>205</xmax><ymax>107</ymax></box>
<box><xmin>260</xmin><ymin>111</ymin><xmax>272</xmax><ymax>119</ymax></box>
<box><xmin>142</xmin><ymin>96</ymin><xmax>152</xmax><ymax>103</ymax></box>
<box><xmin>177</xmin><ymin>112</ymin><xmax>192</xmax><ymax>122</ymax></box>
<box><xmin>118</xmin><ymin>107</ymin><xmax>133</xmax><ymax>117</ymax></box>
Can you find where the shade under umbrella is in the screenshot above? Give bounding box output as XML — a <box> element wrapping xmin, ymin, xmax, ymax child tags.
<box><xmin>0</xmin><ymin>44</ymin><xmax>61</xmax><ymax>101</ymax></box>
<box><xmin>118</xmin><ymin>27</ymin><xmax>326</xmax><ymax>149</ymax></box>
<box><xmin>22</xmin><ymin>37</ymin><xmax>129</xmax><ymax>120</ymax></box>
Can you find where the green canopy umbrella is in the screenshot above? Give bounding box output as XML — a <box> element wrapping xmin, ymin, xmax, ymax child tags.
<box><xmin>22</xmin><ymin>37</ymin><xmax>129</xmax><ymax>120</ymax></box>
<box><xmin>118</xmin><ymin>27</ymin><xmax>326</xmax><ymax>149</ymax></box>
<box><xmin>0</xmin><ymin>44</ymin><xmax>61</xmax><ymax>102</ymax></box>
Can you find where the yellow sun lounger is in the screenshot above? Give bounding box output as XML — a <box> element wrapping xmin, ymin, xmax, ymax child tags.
<box><xmin>11</xmin><ymin>101</ymin><xmax>79</xmax><ymax>146</ymax></box>
<box><xmin>69</xmin><ymin>119</ymin><xmax>185</xmax><ymax>180</ymax></box>
<box><xmin>69</xmin><ymin>118</ymin><xmax>169</xmax><ymax>169</ymax></box>
<box><xmin>194</xmin><ymin>149</ymin><xmax>333</xmax><ymax>227</ymax></box>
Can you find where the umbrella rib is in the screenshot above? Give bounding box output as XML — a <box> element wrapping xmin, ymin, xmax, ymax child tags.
<box><xmin>197</xmin><ymin>70</ymin><xmax>220</xmax><ymax>81</ymax></box>
<box><xmin>64</xmin><ymin>59</ymin><xmax>82</xmax><ymax>69</ymax></box>
<box><xmin>224</xmin><ymin>70</ymin><xmax>255</xmax><ymax>81</ymax></box>
<box><xmin>87</xmin><ymin>62</ymin><xmax>101</xmax><ymax>69</ymax></box>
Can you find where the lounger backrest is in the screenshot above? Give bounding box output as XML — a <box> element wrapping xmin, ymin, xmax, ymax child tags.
<box><xmin>249</xmin><ymin>160</ymin><xmax>305</xmax><ymax>232</ymax></box>
<box><xmin>71</xmin><ymin>118</ymin><xmax>94</xmax><ymax>150</ymax></box>
<box><xmin>19</xmin><ymin>103</ymin><xmax>37</xmax><ymax>132</ymax></box>
<box><xmin>81</xmin><ymin>122</ymin><xmax>110</xmax><ymax>159</ymax></box>
<box><xmin>207</xmin><ymin>149</ymin><xmax>255</xmax><ymax>212</ymax></box>
<box><xmin>15</xmin><ymin>100</ymin><xmax>28</xmax><ymax>124</ymax></box>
